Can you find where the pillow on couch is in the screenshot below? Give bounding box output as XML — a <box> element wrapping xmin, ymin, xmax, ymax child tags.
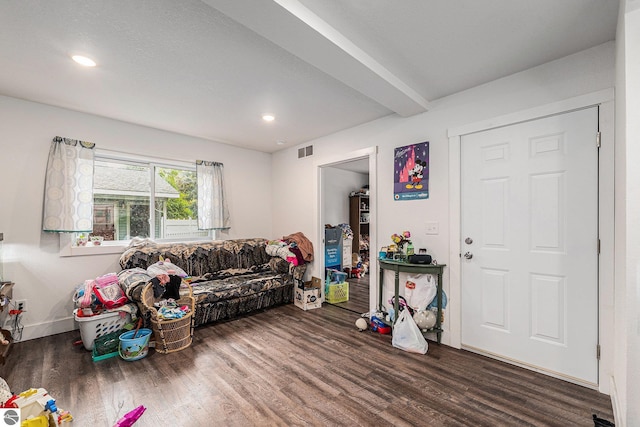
<box><xmin>118</xmin><ymin>268</ymin><xmax>152</xmax><ymax>302</ymax></box>
<box><xmin>147</xmin><ymin>259</ymin><xmax>188</xmax><ymax>278</ymax></box>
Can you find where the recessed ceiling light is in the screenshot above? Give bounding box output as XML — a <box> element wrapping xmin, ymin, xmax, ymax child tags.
<box><xmin>262</xmin><ymin>114</ymin><xmax>275</xmax><ymax>122</ymax></box>
<box><xmin>276</xmin><ymin>140</ymin><xmax>286</xmax><ymax>145</ymax></box>
<box><xmin>71</xmin><ymin>55</ymin><xmax>97</xmax><ymax>67</ymax></box>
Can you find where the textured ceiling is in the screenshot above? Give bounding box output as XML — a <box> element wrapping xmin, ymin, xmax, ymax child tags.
<box><xmin>0</xmin><ymin>0</ymin><xmax>619</xmax><ymax>153</ymax></box>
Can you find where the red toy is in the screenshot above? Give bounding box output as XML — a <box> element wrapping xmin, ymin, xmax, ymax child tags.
<box><xmin>370</xmin><ymin>316</ymin><xmax>391</xmax><ymax>334</ymax></box>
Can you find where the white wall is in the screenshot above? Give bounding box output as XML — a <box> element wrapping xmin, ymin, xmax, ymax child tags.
<box><xmin>321</xmin><ymin>167</ymin><xmax>368</xmax><ymax>227</ymax></box>
<box><xmin>273</xmin><ymin>40</ymin><xmax>614</xmax><ymax>271</ymax></box>
<box><xmin>614</xmin><ymin>1</ymin><xmax>628</xmax><ymax>423</ymax></box>
<box><xmin>272</xmin><ymin>39</ymin><xmax>615</xmax><ymax>386</ymax></box>
<box><xmin>625</xmin><ymin>6</ymin><xmax>640</xmax><ymax>423</ymax></box>
<box><xmin>0</xmin><ymin>95</ymin><xmax>273</xmax><ymax>341</ymax></box>
<box><xmin>615</xmin><ymin>1</ymin><xmax>640</xmax><ymax>425</ymax></box>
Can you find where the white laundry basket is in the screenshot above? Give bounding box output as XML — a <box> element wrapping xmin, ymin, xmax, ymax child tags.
<box><xmin>74</xmin><ymin>310</ymin><xmax>132</xmax><ymax>350</ymax></box>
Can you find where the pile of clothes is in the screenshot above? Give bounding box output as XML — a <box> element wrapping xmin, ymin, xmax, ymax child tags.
<box><xmin>266</xmin><ymin>232</ymin><xmax>314</xmax><ymax>266</ymax></box>
<box><xmin>73</xmin><ymin>272</ymin><xmax>138</xmax><ymax>321</ymax></box>
<box><xmin>154</xmin><ymin>299</ymin><xmax>191</xmax><ymax>320</ymax></box>
<box><xmin>336</xmin><ymin>223</ymin><xmax>353</xmax><ymax>240</ymax></box>
<box><xmin>74</xmin><ymin>258</ymin><xmax>190</xmax><ymax>321</ymax></box>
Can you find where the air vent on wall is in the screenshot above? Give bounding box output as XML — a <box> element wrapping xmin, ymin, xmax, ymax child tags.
<box><xmin>298</xmin><ymin>145</ymin><xmax>314</xmax><ymax>158</ymax></box>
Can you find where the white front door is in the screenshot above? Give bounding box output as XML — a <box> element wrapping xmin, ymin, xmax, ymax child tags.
<box><xmin>461</xmin><ymin>107</ymin><xmax>599</xmax><ymax>385</ymax></box>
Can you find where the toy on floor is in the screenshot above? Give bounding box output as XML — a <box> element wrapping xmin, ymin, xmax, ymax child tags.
<box><xmin>370</xmin><ymin>316</ymin><xmax>391</xmax><ymax>334</ymax></box>
<box><xmin>413</xmin><ymin>310</ymin><xmax>437</xmax><ymax>330</ymax></box>
<box><xmin>2</xmin><ymin>387</ymin><xmax>73</xmax><ymax>425</ymax></box>
<box><xmin>355</xmin><ymin>318</ymin><xmax>368</xmax><ymax>331</ymax></box>
<box><xmin>114</xmin><ymin>405</ymin><xmax>146</xmax><ymax>426</ymax></box>
<box><xmin>349</xmin><ymin>253</ymin><xmax>368</xmax><ymax>278</ymax></box>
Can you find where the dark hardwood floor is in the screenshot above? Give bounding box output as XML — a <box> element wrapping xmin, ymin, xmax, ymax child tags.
<box><xmin>1</xmin><ymin>303</ymin><xmax>613</xmax><ymax>426</ymax></box>
<box><xmin>328</xmin><ymin>274</ymin><xmax>370</xmax><ymax>315</ymax></box>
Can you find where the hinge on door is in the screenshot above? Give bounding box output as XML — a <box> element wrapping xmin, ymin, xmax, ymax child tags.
<box><xmin>597</xmin><ymin>344</ymin><xmax>601</xmax><ymax>360</ymax></box>
<box><xmin>596</xmin><ymin>132</ymin><xmax>601</xmax><ymax>148</ymax></box>
<box><xmin>598</xmin><ymin>239</ymin><xmax>601</xmax><ymax>255</ymax></box>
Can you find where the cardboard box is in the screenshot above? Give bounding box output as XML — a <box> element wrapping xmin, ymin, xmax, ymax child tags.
<box><xmin>294</xmin><ymin>277</ymin><xmax>322</xmax><ymax>311</ymax></box>
<box><xmin>324</xmin><ymin>227</ymin><xmax>343</xmax><ymax>268</ymax></box>
<box><xmin>298</xmin><ymin>276</ymin><xmax>323</xmax><ymax>289</ymax></box>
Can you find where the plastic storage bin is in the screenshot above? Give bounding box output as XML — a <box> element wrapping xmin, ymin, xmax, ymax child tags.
<box><xmin>74</xmin><ymin>310</ymin><xmax>132</xmax><ymax>351</ymax></box>
<box><xmin>326</xmin><ymin>282</ymin><xmax>349</xmax><ymax>304</ymax></box>
<box><xmin>91</xmin><ymin>329</ymin><xmax>126</xmax><ymax>362</ymax></box>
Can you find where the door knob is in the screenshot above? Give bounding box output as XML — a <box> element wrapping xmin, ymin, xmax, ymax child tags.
<box><xmin>465</xmin><ymin>237</ymin><xmax>473</xmax><ymax>244</ymax></box>
<box><xmin>463</xmin><ymin>252</ymin><xmax>473</xmax><ymax>259</ymax></box>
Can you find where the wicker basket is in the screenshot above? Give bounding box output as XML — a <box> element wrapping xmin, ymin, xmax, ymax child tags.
<box><xmin>141</xmin><ymin>282</ymin><xmax>195</xmax><ymax>354</ymax></box>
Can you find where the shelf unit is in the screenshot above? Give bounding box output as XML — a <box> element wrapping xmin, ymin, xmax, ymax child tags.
<box><xmin>349</xmin><ymin>194</ymin><xmax>370</xmax><ymax>260</ymax></box>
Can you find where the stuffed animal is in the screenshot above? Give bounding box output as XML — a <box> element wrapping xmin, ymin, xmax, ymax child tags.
<box><xmin>355</xmin><ymin>318</ymin><xmax>368</xmax><ymax>331</ymax></box>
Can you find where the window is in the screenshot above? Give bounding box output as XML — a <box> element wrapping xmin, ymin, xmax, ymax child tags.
<box><xmin>91</xmin><ymin>159</ymin><xmax>151</xmax><ymax>241</ymax></box>
<box><xmin>90</xmin><ymin>158</ymin><xmax>207</xmax><ymax>243</ymax></box>
<box><xmin>65</xmin><ymin>156</ymin><xmax>210</xmax><ymax>253</ymax></box>
<box><xmin>59</xmin><ymin>152</ymin><xmax>217</xmax><ymax>257</ymax></box>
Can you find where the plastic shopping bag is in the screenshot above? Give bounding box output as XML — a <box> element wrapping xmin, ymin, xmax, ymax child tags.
<box><xmin>405</xmin><ymin>274</ymin><xmax>437</xmax><ymax>311</ymax></box>
<box><xmin>392</xmin><ymin>308</ymin><xmax>428</xmax><ymax>354</ymax></box>
<box><xmin>147</xmin><ymin>258</ymin><xmax>188</xmax><ymax>278</ymax></box>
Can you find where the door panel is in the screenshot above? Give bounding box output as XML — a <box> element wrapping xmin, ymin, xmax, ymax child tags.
<box><xmin>481</xmin><ymin>268</ymin><xmax>509</xmax><ymax>331</ymax></box>
<box><xmin>461</xmin><ymin>107</ymin><xmax>598</xmax><ymax>385</ymax></box>
<box><xmin>530</xmin><ymin>273</ymin><xmax>565</xmax><ymax>344</ymax></box>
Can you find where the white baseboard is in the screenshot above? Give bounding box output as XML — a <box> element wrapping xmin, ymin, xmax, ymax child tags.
<box><xmin>9</xmin><ymin>316</ymin><xmax>76</xmax><ymax>343</ymax></box>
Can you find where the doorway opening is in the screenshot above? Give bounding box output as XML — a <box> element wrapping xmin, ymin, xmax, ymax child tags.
<box><xmin>317</xmin><ymin>147</ymin><xmax>377</xmax><ymax>316</ymax></box>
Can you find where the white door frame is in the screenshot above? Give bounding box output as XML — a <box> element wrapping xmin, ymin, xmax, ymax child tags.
<box><xmin>315</xmin><ymin>146</ymin><xmax>378</xmax><ymax>311</ymax></box>
<box><xmin>447</xmin><ymin>89</ymin><xmax>614</xmax><ymax>393</ymax></box>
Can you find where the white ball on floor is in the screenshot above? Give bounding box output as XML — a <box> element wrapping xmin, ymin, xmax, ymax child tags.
<box><xmin>414</xmin><ymin>310</ymin><xmax>436</xmax><ymax>330</ymax></box>
<box><xmin>355</xmin><ymin>318</ymin><xmax>368</xmax><ymax>331</ymax></box>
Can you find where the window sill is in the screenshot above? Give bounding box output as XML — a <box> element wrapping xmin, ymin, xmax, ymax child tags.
<box><xmin>58</xmin><ymin>234</ymin><xmax>215</xmax><ymax>257</ymax></box>
<box><xmin>59</xmin><ymin>235</ymin><xmax>127</xmax><ymax>257</ymax></box>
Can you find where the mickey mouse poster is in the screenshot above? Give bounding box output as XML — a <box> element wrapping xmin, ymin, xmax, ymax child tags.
<box><xmin>394</xmin><ymin>141</ymin><xmax>429</xmax><ymax>200</ymax></box>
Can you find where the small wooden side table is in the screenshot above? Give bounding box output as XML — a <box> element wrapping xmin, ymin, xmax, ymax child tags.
<box><xmin>378</xmin><ymin>259</ymin><xmax>446</xmax><ymax>344</ymax></box>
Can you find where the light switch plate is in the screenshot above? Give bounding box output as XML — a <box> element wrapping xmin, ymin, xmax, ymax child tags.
<box><xmin>425</xmin><ymin>221</ymin><xmax>439</xmax><ymax>235</ymax></box>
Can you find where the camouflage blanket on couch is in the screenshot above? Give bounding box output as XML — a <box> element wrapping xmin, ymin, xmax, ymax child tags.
<box><xmin>118</xmin><ymin>238</ymin><xmax>306</xmax><ymax>327</ymax></box>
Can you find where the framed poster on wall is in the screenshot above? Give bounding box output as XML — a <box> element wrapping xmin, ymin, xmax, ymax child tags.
<box><xmin>394</xmin><ymin>141</ymin><xmax>429</xmax><ymax>200</ymax></box>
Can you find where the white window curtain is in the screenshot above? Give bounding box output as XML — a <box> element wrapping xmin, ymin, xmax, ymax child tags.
<box><xmin>42</xmin><ymin>136</ymin><xmax>95</xmax><ymax>232</ymax></box>
<box><xmin>196</xmin><ymin>160</ymin><xmax>230</xmax><ymax>230</ymax></box>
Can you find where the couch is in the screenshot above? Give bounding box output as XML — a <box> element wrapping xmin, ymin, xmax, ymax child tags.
<box><xmin>118</xmin><ymin>238</ymin><xmax>307</xmax><ymax>327</ymax></box>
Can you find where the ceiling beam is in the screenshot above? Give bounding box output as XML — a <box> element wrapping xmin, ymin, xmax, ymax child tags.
<box><xmin>203</xmin><ymin>0</ymin><xmax>429</xmax><ymax>116</ymax></box>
